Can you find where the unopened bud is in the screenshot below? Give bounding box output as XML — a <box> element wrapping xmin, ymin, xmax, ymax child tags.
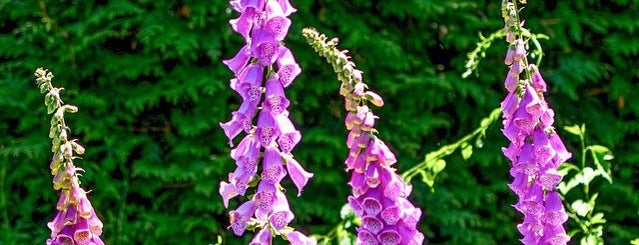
<box><xmin>363</xmin><ymin>91</ymin><xmax>384</xmax><ymax>107</ymax></box>
<box><xmin>63</xmin><ymin>105</ymin><xmax>78</xmax><ymax>113</ymax></box>
<box><xmin>72</xmin><ymin>141</ymin><xmax>85</xmax><ymax>155</ymax></box>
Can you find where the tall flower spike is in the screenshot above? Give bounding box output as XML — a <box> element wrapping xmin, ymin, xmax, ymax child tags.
<box><xmin>303</xmin><ymin>28</ymin><xmax>424</xmax><ymax>245</ymax></box>
<box><xmin>35</xmin><ymin>68</ymin><xmax>104</xmax><ymax>245</ymax></box>
<box><xmin>220</xmin><ymin>1</ymin><xmax>314</xmax><ymax>243</ymax></box>
<box><xmin>499</xmin><ymin>2</ymin><xmax>571</xmax><ymax>244</ymax></box>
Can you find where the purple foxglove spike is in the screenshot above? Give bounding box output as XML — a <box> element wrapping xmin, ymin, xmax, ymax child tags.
<box><xmin>90</xmin><ymin>237</ymin><xmax>105</xmax><ymax>245</ymax></box>
<box><xmin>361</xmin><ymin>197</ymin><xmax>383</xmax><ymax>216</ymax></box>
<box><xmin>276</xmin><ymin>47</ymin><xmax>301</xmax><ymax>87</ymax></box>
<box><xmin>345</xmin><ymin>112</ymin><xmax>356</xmax><ymax>130</ymax></box>
<box><xmin>250</xmin><ymin>227</ymin><xmax>273</xmax><ymax>245</ymax></box>
<box><xmin>361</xmin><ymin>111</ymin><xmax>377</xmax><ymax>131</ymax></box>
<box><xmin>261</xmin><ymin>146</ymin><xmax>286</xmax><ymax>184</ymax></box>
<box><xmin>236</xmin><ymin>64</ymin><xmax>265</xmax><ymax>102</ymax></box>
<box><xmin>380</xmin><ymin>206</ymin><xmax>402</xmax><ymax>225</ymax></box>
<box><xmin>220</xmin><ymin>181</ymin><xmax>239</xmax><ymax>208</ymax></box>
<box><xmin>230</xmin><ymin>200</ymin><xmax>257</xmax><ymax>236</ymax></box>
<box><xmin>256</xmin><ymin>110</ymin><xmax>280</xmax><ymax>147</ymax></box>
<box><xmin>254</xmin><ymin>182</ymin><xmax>277</xmax><ymax>220</ymax></box>
<box><xmin>282</xmin><ymin>153</ymin><xmax>313</xmax><ymax>196</ymax></box>
<box><xmin>364</xmin><ymin>139</ymin><xmax>397</xmax><ymax>166</ymax></box>
<box><xmin>285</xmin><ymin>230</ymin><xmax>317</xmax><ymax>245</ymax></box>
<box><xmin>518</xmin><ymin>220</ymin><xmax>544</xmax><ymax>245</ymax></box>
<box><xmin>548</xmin><ymin>132</ymin><xmax>572</xmax><ymax>166</ymax></box>
<box><xmin>269</xmin><ymin>190</ymin><xmax>294</xmax><ymax>231</ymax></box>
<box><xmin>365</xmin><ymin>164</ymin><xmax>381</xmax><ymax>188</ymax></box>
<box><xmin>541</xmin><ymin>225</ymin><xmax>570</xmax><ymax>245</ymax></box>
<box><xmin>275</xmin><ymin>0</ymin><xmax>296</xmax><ymax>16</ymax></box>
<box><xmin>263</xmin><ymin>77</ymin><xmax>290</xmax><ymax>115</ymax></box>
<box><xmin>514</xmin><ymin>39</ymin><xmax>526</xmax><ymax>61</ymax></box>
<box><xmin>356</xmin><ymin>230</ymin><xmax>378</xmax><ymax>245</ymax></box>
<box><xmin>224</xmin><ymin>46</ymin><xmax>251</xmax><ymax>76</ymax></box>
<box><xmin>254</xmin><ymin>41</ymin><xmax>280</xmax><ymax>66</ymax></box>
<box><xmin>74</xmin><ymin>217</ymin><xmax>93</xmax><ymax>243</ymax></box>
<box><xmin>538</xmin><ymin>169</ymin><xmax>562</xmax><ymax>190</ymax></box>
<box><xmin>543</xmin><ymin>191</ymin><xmax>569</xmax><ymax>227</ymax></box>
<box><xmin>229</xmin><ymin>7</ymin><xmax>261</xmax><ymax>41</ymax></box>
<box><xmin>530</xmin><ymin>64</ymin><xmax>548</xmax><ymax>92</ymax></box>
<box><xmin>377</xmin><ymin>230</ymin><xmax>402</xmax><ymax>245</ymax></box>
<box><xmin>361</xmin><ymin>216</ymin><xmax>384</xmax><ymax>234</ymax></box>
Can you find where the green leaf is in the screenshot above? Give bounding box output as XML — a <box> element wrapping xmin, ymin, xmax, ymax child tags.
<box><xmin>588</xmin><ymin>145</ymin><xmax>614</xmax><ymax>184</ymax></box>
<box><xmin>571</xmin><ymin>199</ymin><xmax>594</xmax><ymax>217</ymax></box>
<box><xmin>564</xmin><ymin>124</ymin><xmax>583</xmax><ymax>136</ymax></box>
<box><xmin>581</xmin><ymin>167</ymin><xmax>599</xmax><ymax>186</ymax></box>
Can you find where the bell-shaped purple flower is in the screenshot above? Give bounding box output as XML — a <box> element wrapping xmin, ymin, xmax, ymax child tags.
<box><xmin>285</xmin><ymin>230</ymin><xmax>317</xmax><ymax>245</ymax></box>
<box><xmin>283</xmin><ymin>153</ymin><xmax>313</xmax><ymax>196</ymax></box>
<box><xmin>250</xmin><ymin>227</ymin><xmax>273</xmax><ymax>245</ymax></box>
<box><xmin>262</xmin><ymin>76</ymin><xmax>290</xmax><ymax>116</ymax></box>
<box><xmin>229</xmin><ymin>200</ymin><xmax>257</xmax><ymax>236</ymax></box>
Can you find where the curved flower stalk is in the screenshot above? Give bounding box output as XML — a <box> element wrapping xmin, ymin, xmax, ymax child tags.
<box><xmin>303</xmin><ymin>28</ymin><xmax>424</xmax><ymax>245</ymax></box>
<box><xmin>35</xmin><ymin>68</ymin><xmax>104</xmax><ymax>245</ymax></box>
<box><xmin>500</xmin><ymin>1</ymin><xmax>571</xmax><ymax>244</ymax></box>
<box><xmin>218</xmin><ymin>1</ymin><xmax>315</xmax><ymax>244</ymax></box>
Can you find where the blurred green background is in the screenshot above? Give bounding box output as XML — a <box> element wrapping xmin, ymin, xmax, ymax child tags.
<box><xmin>1</xmin><ymin>0</ymin><xmax>638</xmax><ymax>244</ymax></box>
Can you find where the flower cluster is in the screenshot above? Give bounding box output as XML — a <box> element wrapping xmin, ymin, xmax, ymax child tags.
<box><xmin>500</xmin><ymin>2</ymin><xmax>571</xmax><ymax>244</ymax></box>
<box><xmin>303</xmin><ymin>28</ymin><xmax>424</xmax><ymax>245</ymax></box>
<box><xmin>218</xmin><ymin>1</ymin><xmax>315</xmax><ymax>243</ymax></box>
<box><xmin>35</xmin><ymin>68</ymin><xmax>104</xmax><ymax>245</ymax></box>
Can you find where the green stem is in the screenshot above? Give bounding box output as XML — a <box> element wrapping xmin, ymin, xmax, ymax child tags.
<box><xmin>402</xmin><ymin>108</ymin><xmax>502</xmax><ymax>183</ymax></box>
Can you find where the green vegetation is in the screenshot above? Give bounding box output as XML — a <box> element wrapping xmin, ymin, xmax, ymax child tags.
<box><xmin>1</xmin><ymin>1</ymin><xmax>638</xmax><ymax>244</ymax></box>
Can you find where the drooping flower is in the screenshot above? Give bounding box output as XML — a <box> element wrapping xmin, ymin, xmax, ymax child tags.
<box><xmin>220</xmin><ymin>1</ymin><xmax>314</xmax><ymax>243</ymax></box>
<box><xmin>302</xmin><ymin>28</ymin><xmax>424</xmax><ymax>245</ymax></box>
<box><xmin>500</xmin><ymin>2</ymin><xmax>571</xmax><ymax>244</ymax></box>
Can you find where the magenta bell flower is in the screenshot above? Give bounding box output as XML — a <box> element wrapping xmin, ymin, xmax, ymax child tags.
<box><xmin>220</xmin><ymin>0</ymin><xmax>314</xmax><ymax>243</ymax></box>
<box><xmin>500</xmin><ymin>33</ymin><xmax>571</xmax><ymax>243</ymax></box>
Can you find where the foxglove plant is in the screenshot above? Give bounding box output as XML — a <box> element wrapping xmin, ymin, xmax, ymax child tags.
<box><xmin>303</xmin><ymin>28</ymin><xmax>424</xmax><ymax>245</ymax></box>
<box><xmin>500</xmin><ymin>1</ymin><xmax>571</xmax><ymax>244</ymax></box>
<box><xmin>218</xmin><ymin>1</ymin><xmax>315</xmax><ymax>244</ymax></box>
<box><xmin>35</xmin><ymin>68</ymin><xmax>104</xmax><ymax>245</ymax></box>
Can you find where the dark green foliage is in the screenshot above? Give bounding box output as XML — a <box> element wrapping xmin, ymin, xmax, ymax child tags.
<box><xmin>1</xmin><ymin>0</ymin><xmax>638</xmax><ymax>244</ymax></box>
